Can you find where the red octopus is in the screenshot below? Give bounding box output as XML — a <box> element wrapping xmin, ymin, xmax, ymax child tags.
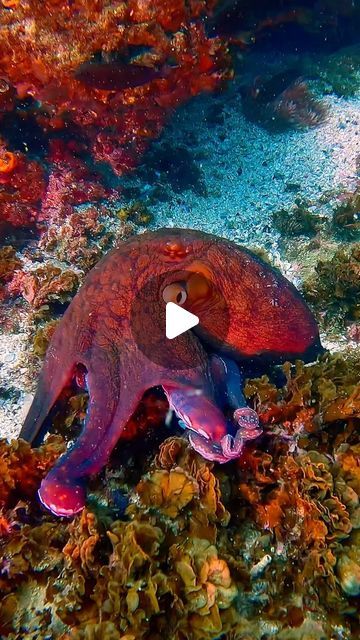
<box><xmin>20</xmin><ymin>229</ymin><xmax>321</xmax><ymax>517</ymax></box>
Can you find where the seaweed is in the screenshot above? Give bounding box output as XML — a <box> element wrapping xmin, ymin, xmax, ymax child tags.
<box><xmin>0</xmin><ymin>353</ymin><xmax>359</xmax><ymax>639</ymax></box>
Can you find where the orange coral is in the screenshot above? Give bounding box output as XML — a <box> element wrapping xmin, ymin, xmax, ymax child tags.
<box><xmin>1</xmin><ymin>0</ymin><xmax>20</xmax><ymax>8</ymax></box>
<box><xmin>0</xmin><ymin>436</ymin><xmax>65</xmax><ymax>509</ymax></box>
<box><xmin>63</xmin><ymin>509</ymin><xmax>100</xmax><ymax>575</ymax></box>
<box><xmin>0</xmin><ymin>150</ymin><xmax>16</xmax><ymax>173</ymax></box>
<box><xmin>136</xmin><ymin>468</ymin><xmax>198</xmax><ymax>518</ymax></box>
<box><xmin>9</xmin><ymin>264</ymin><xmax>80</xmax><ymax>308</ymax></box>
<box><xmin>0</xmin><ymin>354</ymin><xmax>359</xmax><ymax>638</ymax></box>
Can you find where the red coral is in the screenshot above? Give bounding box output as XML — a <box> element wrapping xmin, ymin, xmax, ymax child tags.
<box><xmin>0</xmin><ymin>150</ymin><xmax>46</xmax><ymax>229</ymax></box>
<box><xmin>8</xmin><ymin>264</ymin><xmax>79</xmax><ymax>308</ymax></box>
<box><xmin>0</xmin><ymin>1</ymin><xmax>230</xmax><ymax>180</ymax></box>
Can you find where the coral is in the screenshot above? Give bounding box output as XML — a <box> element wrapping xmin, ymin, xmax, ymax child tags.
<box><xmin>241</xmin><ymin>73</ymin><xmax>328</xmax><ymax>131</ymax></box>
<box><xmin>1</xmin><ymin>347</ymin><xmax>360</xmax><ymax>638</ymax></box>
<box><xmin>272</xmin><ymin>199</ymin><xmax>323</xmax><ymax>236</ymax></box>
<box><xmin>32</xmin><ymin>319</ymin><xmax>60</xmax><ymax>357</ymax></box>
<box><xmin>244</xmin><ymin>352</ymin><xmax>360</xmax><ymax>428</ymax></box>
<box><xmin>136</xmin><ymin>468</ymin><xmax>198</xmax><ymax>518</ymax></box>
<box><xmin>0</xmin><ymin>435</ymin><xmax>65</xmax><ymax>509</ymax></box>
<box><xmin>0</xmin><ymin>1</ymin><xmax>230</xmax><ymax>178</ymax></box>
<box><xmin>273</xmin><ymin>78</ymin><xmax>328</xmax><ymax>128</ymax></box>
<box><xmin>303</xmin><ymin>243</ymin><xmax>360</xmax><ymax>327</ymax></box>
<box><xmin>333</xmin><ymin>187</ymin><xmax>360</xmax><ymax>237</ymax></box>
<box><xmin>347</xmin><ymin>323</ymin><xmax>360</xmax><ymax>343</ymax></box>
<box><xmin>0</xmin><ymin>150</ymin><xmax>46</xmax><ymax>230</ymax></box>
<box><xmin>0</xmin><ymin>246</ymin><xmax>22</xmax><ymax>300</ymax></box>
<box><xmin>40</xmin><ymin>205</ymin><xmax>114</xmax><ymax>272</ymax></box>
<box><xmin>63</xmin><ymin>509</ymin><xmax>100</xmax><ymax>576</ymax></box>
<box><xmin>116</xmin><ymin>201</ymin><xmax>153</xmax><ymax>226</ymax></box>
<box><xmin>8</xmin><ymin>264</ymin><xmax>80</xmax><ymax>309</ymax></box>
<box><xmin>0</xmin><ymin>148</ymin><xmax>16</xmax><ymax>173</ymax></box>
<box><xmin>0</xmin><ymin>247</ymin><xmax>21</xmax><ymax>282</ymax></box>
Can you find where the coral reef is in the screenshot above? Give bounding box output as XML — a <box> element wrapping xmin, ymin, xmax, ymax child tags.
<box><xmin>9</xmin><ymin>264</ymin><xmax>80</xmax><ymax>309</ymax></box>
<box><xmin>0</xmin><ymin>1</ymin><xmax>230</xmax><ymax>184</ymax></box>
<box><xmin>116</xmin><ymin>201</ymin><xmax>153</xmax><ymax>226</ymax></box>
<box><xmin>0</xmin><ymin>246</ymin><xmax>22</xmax><ymax>301</ymax></box>
<box><xmin>0</xmin><ymin>145</ymin><xmax>46</xmax><ymax>231</ymax></box>
<box><xmin>0</xmin><ymin>0</ymin><xmax>231</xmax><ymax>343</ymax></box>
<box><xmin>1</xmin><ymin>2</ymin><xmax>360</xmax><ymax>638</ymax></box>
<box><xmin>0</xmin><ymin>353</ymin><xmax>359</xmax><ymax>639</ymax></box>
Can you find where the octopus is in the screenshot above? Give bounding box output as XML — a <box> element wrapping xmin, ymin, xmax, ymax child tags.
<box><xmin>20</xmin><ymin>228</ymin><xmax>322</xmax><ymax>517</ymax></box>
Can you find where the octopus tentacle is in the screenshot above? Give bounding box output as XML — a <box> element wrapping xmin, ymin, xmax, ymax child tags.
<box><xmin>38</xmin><ymin>345</ymin><xmax>123</xmax><ymax>517</ymax></box>
<box><xmin>233</xmin><ymin>407</ymin><xmax>262</xmax><ymax>440</ymax></box>
<box><xmin>209</xmin><ymin>354</ymin><xmax>247</xmax><ymax>411</ymax></box>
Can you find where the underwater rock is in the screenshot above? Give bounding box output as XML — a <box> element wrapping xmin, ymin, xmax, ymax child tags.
<box><xmin>0</xmin><ymin>2</ymin><xmax>231</xmax><ymax>177</ymax></box>
<box><xmin>139</xmin><ymin>142</ymin><xmax>208</xmax><ymax>195</ymax></box>
<box><xmin>308</xmin><ymin>44</ymin><xmax>360</xmax><ymax>98</ymax></box>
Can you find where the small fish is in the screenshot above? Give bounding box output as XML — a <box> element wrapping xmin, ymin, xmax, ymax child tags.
<box><xmin>255</xmin><ymin>8</ymin><xmax>313</xmax><ymax>33</ymax></box>
<box><xmin>75</xmin><ymin>61</ymin><xmax>171</xmax><ymax>91</ymax></box>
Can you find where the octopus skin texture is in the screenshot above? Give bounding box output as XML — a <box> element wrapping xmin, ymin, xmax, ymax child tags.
<box><xmin>20</xmin><ymin>228</ymin><xmax>322</xmax><ymax>517</ymax></box>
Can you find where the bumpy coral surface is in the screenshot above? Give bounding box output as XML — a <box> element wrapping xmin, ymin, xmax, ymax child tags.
<box><xmin>0</xmin><ymin>353</ymin><xmax>359</xmax><ymax>639</ymax></box>
<box><xmin>0</xmin><ymin>0</ymin><xmax>230</xmax><ymax>186</ymax></box>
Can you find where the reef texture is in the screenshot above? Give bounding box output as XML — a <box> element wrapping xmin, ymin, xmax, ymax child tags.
<box><xmin>0</xmin><ymin>1</ymin><xmax>230</xmax><ymax>234</ymax></box>
<box><xmin>0</xmin><ymin>351</ymin><xmax>359</xmax><ymax>639</ymax></box>
<box><xmin>303</xmin><ymin>242</ymin><xmax>360</xmax><ymax>331</ymax></box>
<box><xmin>0</xmin><ymin>1</ymin><xmax>233</xmax><ymax>341</ymax></box>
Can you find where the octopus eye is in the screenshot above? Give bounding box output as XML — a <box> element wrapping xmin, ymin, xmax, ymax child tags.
<box><xmin>163</xmin><ymin>282</ymin><xmax>187</xmax><ymax>305</ymax></box>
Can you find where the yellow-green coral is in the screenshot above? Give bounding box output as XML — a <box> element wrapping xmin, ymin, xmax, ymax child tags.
<box><xmin>333</xmin><ymin>188</ymin><xmax>360</xmax><ymax>237</ymax></box>
<box><xmin>303</xmin><ymin>243</ymin><xmax>360</xmax><ymax>327</ymax></box>
<box><xmin>116</xmin><ymin>201</ymin><xmax>153</xmax><ymax>226</ymax></box>
<box><xmin>272</xmin><ymin>199</ymin><xmax>324</xmax><ymax>237</ymax></box>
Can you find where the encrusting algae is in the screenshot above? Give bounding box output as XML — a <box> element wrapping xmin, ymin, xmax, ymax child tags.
<box><xmin>303</xmin><ymin>243</ymin><xmax>360</xmax><ymax>331</ymax></box>
<box><xmin>0</xmin><ymin>352</ymin><xmax>359</xmax><ymax>639</ymax></box>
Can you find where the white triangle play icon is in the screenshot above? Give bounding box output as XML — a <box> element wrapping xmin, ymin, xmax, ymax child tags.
<box><xmin>166</xmin><ymin>302</ymin><xmax>199</xmax><ymax>339</ymax></box>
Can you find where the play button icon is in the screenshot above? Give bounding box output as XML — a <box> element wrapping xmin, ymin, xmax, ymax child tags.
<box><xmin>130</xmin><ymin>269</ymin><xmax>230</xmax><ymax>370</ymax></box>
<box><xmin>166</xmin><ymin>302</ymin><xmax>199</xmax><ymax>339</ymax></box>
